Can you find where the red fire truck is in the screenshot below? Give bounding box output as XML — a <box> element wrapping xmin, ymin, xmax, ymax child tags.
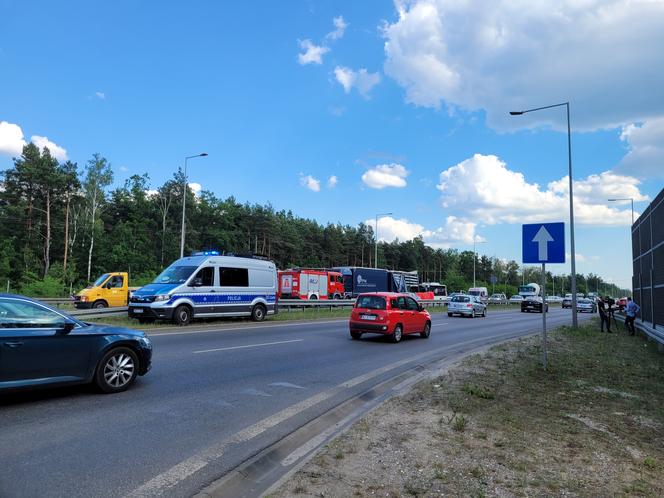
<box><xmin>278</xmin><ymin>269</ymin><xmax>345</xmax><ymax>300</ymax></box>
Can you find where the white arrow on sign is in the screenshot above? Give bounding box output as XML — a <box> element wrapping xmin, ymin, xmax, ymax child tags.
<box><xmin>532</xmin><ymin>225</ymin><xmax>554</xmax><ymax>261</ymax></box>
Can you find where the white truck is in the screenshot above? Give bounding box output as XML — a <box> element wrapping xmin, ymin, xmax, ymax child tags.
<box><xmin>518</xmin><ymin>283</ymin><xmax>541</xmax><ymax>298</ymax></box>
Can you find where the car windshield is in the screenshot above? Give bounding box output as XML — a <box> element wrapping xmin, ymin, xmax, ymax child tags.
<box><xmin>153</xmin><ymin>266</ymin><xmax>198</xmax><ymax>284</ymax></box>
<box><xmin>93</xmin><ymin>273</ymin><xmax>110</xmax><ymax>287</ymax></box>
<box><xmin>451</xmin><ymin>296</ymin><xmax>470</xmax><ymax>303</ymax></box>
<box><xmin>356</xmin><ymin>295</ymin><xmax>386</xmax><ymax>310</ymax></box>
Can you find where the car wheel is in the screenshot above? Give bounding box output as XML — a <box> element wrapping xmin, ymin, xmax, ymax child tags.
<box><xmin>95</xmin><ymin>347</ymin><xmax>139</xmax><ymax>394</ymax></box>
<box><xmin>251</xmin><ymin>304</ymin><xmax>267</xmax><ymax>322</ymax></box>
<box><xmin>447</xmin><ymin>312</ymin><xmax>453</xmax><ymax>317</ymax></box>
<box><xmin>420</xmin><ymin>322</ymin><xmax>431</xmax><ymax>339</ymax></box>
<box><xmin>482</xmin><ymin>308</ymin><xmax>487</xmax><ymax>317</ymax></box>
<box><xmin>391</xmin><ymin>324</ymin><xmax>403</xmax><ymax>343</ymax></box>
<box><xmin>93</xmin><ymin>300</ymin><xmax>108</xmax><ymax>309</ymax></box>
<box><xmin>173</xmin><ymin>305</ymin><xmax>192</xmax><ymax>326</ymax></box>
<box><xmin>350</xmin><ymin>331</ymin><xmax>362</xmax><ymax>340</ymax></box>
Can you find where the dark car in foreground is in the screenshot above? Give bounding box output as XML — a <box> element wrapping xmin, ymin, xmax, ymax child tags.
<box><xmin>0</xmin><ymin>294</ymin><xmax>152</xmax><ymax>394</ymax></box>
<box><xmin>349</xmin><ymin>292</ymin><xmax>431</xmax><ymax>343</ymax></box>
<box><xmin>521</xmin><ymin>296</ymin><xmax>548</xmax><ymax>313</ymax></box>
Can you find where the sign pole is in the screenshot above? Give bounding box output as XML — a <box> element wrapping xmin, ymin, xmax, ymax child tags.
<box><xmin>541</xmin><ymin>262</ymin><xmax>548</xmax><ymax>370</ymax></box>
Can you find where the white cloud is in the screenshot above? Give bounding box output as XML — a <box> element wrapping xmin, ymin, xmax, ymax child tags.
<box><xmin>0</xmin><ymin>121</ymin><xmax>68</xmax><ymax>160</ymax></box>
<box><xmin>0</xmin><ymin>121</ymin><xmax>27</xmax><ymax>157</ymax></box>
<box><xmin>334</xmin><ymin>66</ymin><xmax>381</xmax><ymax>98</ymax></box>
<box><xmin>188</xmin><ymin>182</ymin><xmax>202</xmax><ymax>196</ymax></box>
<box><xmin>95</xmin><ymin>91</ymin><xmax>106</xmax><ymax>100</ymax></box>
<box><xmin>383</xmin><ymin>0</ymin><xmax>664</xmax><ymax>131</ymax></box>
<box><xmin>298</xmin><ymin>39</ymin><xmax>329</xmax><ymax>65</ymax></box>
<box><xmin>145</xmin><ymin>189</ymin><xmax>159</xmax><ymax>198</ymax></box>
<box><xmin>437</xmin><ymin>154</ymin><xmax>648</xmax><ymax>227</ymax></box>
<box><xmin>119</xmin><ymin>165</ymin><xmax>129</xmax><ymax>172</ymax></box>
<box><xmin>614</xmin><ymin>118</ymin><xmax>664</xmax><ymax>178</ymax></box>
<box><xmin>326</xmin><ymin>15</ymin><xmax>348</xmax><ymax>40</ymax></box>
<box><xmin>31</xmin><ymin>135</ymin><xmax>68</xmax><ymax>161</ymax></box>
<box><xmin>299</xmin><ymin>174</ymin><xmax>321</xmax><ymax>192</ymax></box>
<box><xmin>361</xmin><ymin>163</ymin><xmax>409</xmax><ymax>189</ymax></box>
<box><xmin>366</xmin><ymin>215</ymin><xmax>478</xmax><ymax>248</ymax></box>
<box><xmin>327</xmin><ymin>175</ymin><xmax>338</xmax><ymax>188</ymax></box>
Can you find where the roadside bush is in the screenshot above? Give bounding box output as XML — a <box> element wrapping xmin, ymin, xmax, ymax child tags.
<box><xmin>20</xmin><ymin>271</ymin><xmax>66</xmax><ymax>297</ymax></box>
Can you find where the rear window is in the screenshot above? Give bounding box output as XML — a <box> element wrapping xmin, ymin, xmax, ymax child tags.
<box><xmin>356</xmin><ymin>295</ymin><xmax>386</xmax><ymax>310</ymax></box>
<box><xmin>469</xmin><ymin>290</ymin><xmax>480</xmax><ymax>296</ymax></box>
<box><xmin>451</xmin><ymin>296</ymin><xmax>470</xmax><ymax>303</ymax></box>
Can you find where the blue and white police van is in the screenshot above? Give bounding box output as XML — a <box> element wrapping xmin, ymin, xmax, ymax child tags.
<box><xmin>128</xmin><ymin>251</ymin><xmax>277</xmax><ymax>325</ymax></box>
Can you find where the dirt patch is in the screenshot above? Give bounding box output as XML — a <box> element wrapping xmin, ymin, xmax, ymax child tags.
<box><xmin>270</xmin><ymin>321</ymin><xmax>664</xmax><ymax>497</ymax></box>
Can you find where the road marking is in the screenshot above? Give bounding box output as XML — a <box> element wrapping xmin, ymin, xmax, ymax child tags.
<box><xmin>193</xmin><ymin>339</ymin><xmax>303</xmax><ymax>354</ymax></box>
<box><xmin>432</xmin><ymin>322</ymin><xmax>449</xmax><ymax>327</ymax></box>
<box><xmin>149</xmin><ymin>319</ymin><xmax>348</xmax><ymax>337</ymax></box>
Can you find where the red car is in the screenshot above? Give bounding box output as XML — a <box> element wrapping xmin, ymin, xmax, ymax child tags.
<box><xmin>349</xmin><ymin>292</ymin><xmax>431</xmax><ymax>343</ymax></box>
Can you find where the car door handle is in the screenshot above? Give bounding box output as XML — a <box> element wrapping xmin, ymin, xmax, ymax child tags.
<box><xmin>4</xmin><ymin>341</ymin><xmax>24</xmax><ymax>348</ymax></box>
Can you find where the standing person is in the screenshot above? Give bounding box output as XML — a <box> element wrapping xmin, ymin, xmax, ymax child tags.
<box><xmin>597</xmin><ymin>296</ymin><xmax>611</xmax><ymax>333</ymax></box>
<box><xmin>606</xmin><ymin>296</ymin><xmax>617</xmax><ymax>329</ymax></box>
<box><xmin>624</xmin><ymin>297</ymin><xmax>640</xmax><ymax>336</ymax></box>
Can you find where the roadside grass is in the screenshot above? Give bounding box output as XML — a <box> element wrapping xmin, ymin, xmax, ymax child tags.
<box><xmin>272</xmin><ymin>319</ymin><xmax>664</xmax><ymax>497</ymax></box>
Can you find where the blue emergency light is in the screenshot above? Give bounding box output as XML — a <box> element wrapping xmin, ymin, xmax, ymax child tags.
<box><xmin>191</xmin><ymin>250</ymin><xmax>220</xmax><ymax>256</ymax></box>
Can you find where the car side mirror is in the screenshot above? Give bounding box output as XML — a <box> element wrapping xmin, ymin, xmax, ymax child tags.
<box><xmin>57</xmin><ymin>320</ymin><xmax>76</xmax><ymax>335</ymax></box>
<box><xmin>191</xmin><ymin>278</ymin><xmax>203</xmax><ymax>287</ymax></box>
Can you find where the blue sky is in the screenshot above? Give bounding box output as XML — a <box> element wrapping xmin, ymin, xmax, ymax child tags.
<box><xmin>2</xmin><ymin>0</ymin><xmax>663</xmax><ymax>290</ymax></box>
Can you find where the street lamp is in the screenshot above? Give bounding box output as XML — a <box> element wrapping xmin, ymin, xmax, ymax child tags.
<box><xmin>510</xmin><ymin>102</ymin><xmax>578</xmax><ymax>327</ymax></box>
<box><xmin>374</xmin><ymin>212</ymin><xmax>393</xmax><ymax>268</ymax></box>
<box><xmin>180</xmin><ymin>153</ymin><xmax>208</xmax><ymax>258</ymax></box>
<box><xmin>608</xmin><ymin>198</ymin><xmax>634</xmax><ymax>226</ymax></box>
<box><xmin>473</xmin><ymin>238</ymin><xmax>487</xmax><ymax>288</ymax></box>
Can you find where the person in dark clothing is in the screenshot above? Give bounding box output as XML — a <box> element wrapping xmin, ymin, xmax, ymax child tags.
<box><xmin>624</xmin><ymin>297</ymin><xmax>640</xmax><ymax>336</ymax></box>
<box><xmin>597</xmin><ymin>296</ymin><xmax>611</xmax><ymax>333</ymax></box>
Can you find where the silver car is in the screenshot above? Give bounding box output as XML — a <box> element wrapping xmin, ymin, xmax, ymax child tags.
<box><xmin>447</xmin><ymin>294</ymin><xmax>487</xmax><ymax>318</ymax></box>
<box><xmin>488</xmin><ymin>293</ymin><xmax>507</xmax><ymax>305</ymax></box>
<box><xmin>577</xmin><ymin>298</ymin><xmax>597</xmax><ymax>313</ymax></box>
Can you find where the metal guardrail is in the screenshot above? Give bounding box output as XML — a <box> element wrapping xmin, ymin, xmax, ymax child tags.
<box><xmin>613</xmin><ymin>312</ymin><xmax>664</xmax><ymax>348</ymax></box>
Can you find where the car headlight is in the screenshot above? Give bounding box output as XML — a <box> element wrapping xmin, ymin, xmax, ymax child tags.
<box><xmin>80</xmin><ymin>296</ymin><xmax>88</xmax><ymax>302</ymax></box>
<box><xmin>154</xmin><ymin>294</ymin><xmax>170</xmax><ymax>302</ymax></box>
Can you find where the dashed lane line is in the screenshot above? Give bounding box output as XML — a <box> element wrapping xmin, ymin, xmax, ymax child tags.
<box><xmin>193</xmin><ymin>339</ymin><xmax>304</xmax><ymax>354</ymax></box>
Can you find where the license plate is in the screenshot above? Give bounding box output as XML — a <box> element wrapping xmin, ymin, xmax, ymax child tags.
<box><xmin>361</xmin><ymin>314</ymin><xmax>376</xmax><ymax>321</ymax></box>
<box><xmin>132</xmin><ymin>308</ymin><xmax>143</xmax><ymax>314</ymax></box>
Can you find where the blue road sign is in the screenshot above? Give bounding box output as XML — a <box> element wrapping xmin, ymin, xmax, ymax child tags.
<box><xmin>522</xmin><ymin>222</ymin><xmax>565</xmax><ymax>264</ymax></box>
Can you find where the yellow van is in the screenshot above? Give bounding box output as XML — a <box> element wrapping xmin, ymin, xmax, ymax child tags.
<box><xmin>73</xmin><ymin>272</ymin><xmax>131</xmax><ymax>309</ymax></box>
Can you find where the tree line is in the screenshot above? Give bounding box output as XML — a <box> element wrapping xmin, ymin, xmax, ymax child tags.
<box><xmin>0</xmin><ymin>145</ymin><xmax>630</xmax><ymax>298</ymax></box>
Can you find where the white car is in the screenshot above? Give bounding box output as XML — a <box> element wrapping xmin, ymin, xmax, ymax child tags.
<box><xmin>547</xmin><ymin>295</ymin><xmax>563</xmax><ymax>303</ymax></box>
<box><xmin>509</xmin><ymin>295</ymin><xmax>524</xmax><ymax>304</ymax></box>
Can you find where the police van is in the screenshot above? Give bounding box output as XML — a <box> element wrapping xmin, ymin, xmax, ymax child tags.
<box><xmin>128</xmin><ymin>252</ymin><xmax>277</xmax><ymax>325</ymax></box>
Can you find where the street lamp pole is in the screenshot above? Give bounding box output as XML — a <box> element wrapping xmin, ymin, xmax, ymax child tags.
<box><xmin>473</xmin><ymin>238</ymin><xmax>487</xmax><ymax>288</ymax></box>
<box><xmin>608</xmin><ymin>198</ymin><xmax>634</xmax><ymax>226</ymax></box>
<box><xmin>374</xmin><ymin>212</ymin><xmax>393</xmax><ymax>268</ymax></box>
<box><xmin>180</xmin><ymin>153</ymin><xmax>208</xmax><ymax>258</ymax></box>
<box><xmin>510</xmin><ymin>102</ymin><xmax>578</xmax><ymax>327</ymax></box>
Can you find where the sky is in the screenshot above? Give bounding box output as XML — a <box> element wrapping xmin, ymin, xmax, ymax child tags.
<box><xmin>1</xmin><ymin>0</ymin><xmax>663</xmax><ymax>290</ymax></box>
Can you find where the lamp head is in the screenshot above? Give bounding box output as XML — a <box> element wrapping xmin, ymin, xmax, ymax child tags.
<box><xmin>509</xmin><ymin>111</ymin><xmax>524</xmax><ymax>116</ymax></box>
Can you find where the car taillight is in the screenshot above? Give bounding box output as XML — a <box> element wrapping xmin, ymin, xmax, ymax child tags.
<box><xmin>467</xmin><ymin>304</ymin><xmax>473</xmax><ymax>308</ymax></box>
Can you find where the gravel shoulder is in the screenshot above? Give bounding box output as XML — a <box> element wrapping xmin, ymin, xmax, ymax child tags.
<box><xmin>270</xmin><ymin>320</ymin><xmax>664</xmax><ymax>497</ymax></box>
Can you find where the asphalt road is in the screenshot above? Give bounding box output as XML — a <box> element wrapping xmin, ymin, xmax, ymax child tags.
<box><xmin>0</xmin><ymin>308</ymin><xmax>591</xmax><ymax>498</ymax></box>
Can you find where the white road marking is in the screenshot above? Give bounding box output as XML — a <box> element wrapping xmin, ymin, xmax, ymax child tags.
<box><xmin>270</xmin><ymin>382</ymin><xmax>306</xmax><ymax>390</ymax></box>
<box><xmin>193</xmin><ymin>339</ymin><xmax>303</xmax><ymax>354</ymax></box>
<box><xmin>149</xmin><ymin>319</ymin><xmax>347</xmax><ymax>337</ymax></box>
<box><xmin>432</xmin><ymin>322</ymin><xmax>449</xmax><ymax>327</ymax></box>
